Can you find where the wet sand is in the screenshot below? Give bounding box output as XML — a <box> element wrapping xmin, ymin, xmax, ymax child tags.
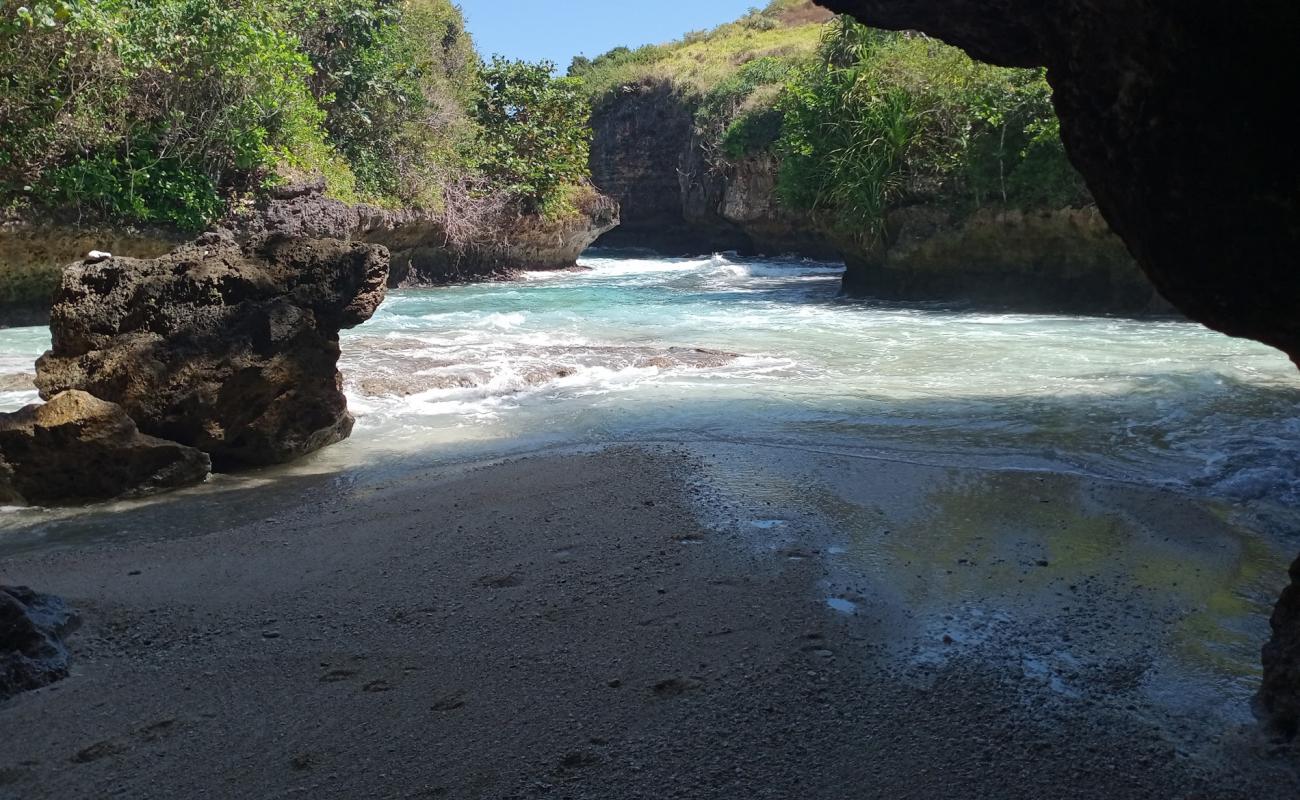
<box><xmin>0</xmin><ymin>445</ymin><xmax>1297</xmax><ymax>798</ymax></box>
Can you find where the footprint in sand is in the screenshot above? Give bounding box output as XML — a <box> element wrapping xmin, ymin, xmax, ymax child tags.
<box><xmin>430</xmin><ymin>691</ymin><xmax>466</xmax><ymax>711</ymax></box>
<box><xmin>477</xmin><ymin>573</ymin><xmax>523</xmax><ymax>588</ymax></box>
<box><xmin>652</xmin><ymin>677</ymin><xmax>702</xmax><ymax>698</ymax></box>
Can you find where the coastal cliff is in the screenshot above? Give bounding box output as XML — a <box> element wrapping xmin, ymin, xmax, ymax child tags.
<box><xmin>0</xmin><ymin>186</ymin><xmax>618</xmax><ymax>326</ymax></box>
<box><xmin>581</xmin><ymin>6</ymin><xmax>1165</xmax><ymax>315</ymax></box>
<box><xmin>589</xmin><ymin>82</ymin><xmax>1160</xmax><ymax>314</ymax></box>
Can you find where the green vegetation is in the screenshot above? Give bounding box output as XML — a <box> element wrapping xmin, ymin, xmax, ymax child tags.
<box><xmin>0</xmin><ymin>0</ymin><xmax>592</xmax><ymax>230</ymax></box>
<box><xmin>472</xmin><ymin>58</ymin><xmax>590</xmax><ymax>216</ymax></box>
<box><xmin>576</xmin><ymin>2</ymin><xmax>1088</xmax><ymax>242</ymax></box>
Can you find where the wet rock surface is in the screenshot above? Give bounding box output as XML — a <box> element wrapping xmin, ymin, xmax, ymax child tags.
<box><xmin>1260</xmin><ymin>554</ymin><xmax>1300</xmax><ymax>737</ymax></box>
<box><xmin>34</xmin><ymin>233</ymin><xmax>388</xmax><ymax>470</ymax></box>
<box><xmin>0</xmin><ymin>585</ymin><xmax>76</xmax><ymax>701</ymax></box>
<box><xmin>0</xmin><ymin>390</ymin><xmax>209</xmax><ymax>506</ymax></box>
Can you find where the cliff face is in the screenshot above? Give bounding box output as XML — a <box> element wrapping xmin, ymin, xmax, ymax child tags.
<box><xmin>0</xmin><ymin>186</ymin><xmax>619</xmax><ymax>325</ymax></box>
<box><xmin>590</xmin><ymin>86</ymin><xmax>1158</xmax><ymax>314</ymax></box>
<box><xmin>244</xmin><ymin>184</ymin><xmax>619</xmax><ymax>286</ymax></box>
<box><xmin>589</xmin><ymin>81</ymin><xmax>745</xmax><ymax>253</ymax></box>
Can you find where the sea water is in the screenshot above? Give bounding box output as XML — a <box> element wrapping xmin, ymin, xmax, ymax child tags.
<box><xmin>3</xmin><ymin>250</ymin><xmax>1298</xmax><ymax>509</ymax></box>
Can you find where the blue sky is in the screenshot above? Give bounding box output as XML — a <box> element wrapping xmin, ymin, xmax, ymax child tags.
<box><xmin>457</xmin><ymin>0</ymin><xmax>767</xmax><ymax>70</ymax></box>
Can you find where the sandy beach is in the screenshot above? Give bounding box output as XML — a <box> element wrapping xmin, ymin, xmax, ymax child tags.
<box><xmin>1</xmin><ymin>444</ymin><xmax>1296</xmax><ymax>799</ymax></box>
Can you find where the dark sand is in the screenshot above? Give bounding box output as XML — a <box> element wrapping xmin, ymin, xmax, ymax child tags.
<box><xmin>0</xmin><ymin>446</ymin><xmax>1296</xmax><ymax>799</ymax></box>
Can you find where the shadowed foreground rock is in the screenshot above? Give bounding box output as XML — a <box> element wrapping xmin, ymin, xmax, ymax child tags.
<box><xmin>0</xmin><ymin>390</ymin><xmax>209</xmax><ymax>506</ymax></box>
<box><xmin>1260</xmin><ymin>555</ymin><xmax>1300</xmax><ymax>737</ymax></box>
<box><xmin>0</xmin><ymin>586</ymin><xmax>76</xmax><ymax>700</ymax></box>
<box><xmin>35</xmin><ymin>233</ymin><xmax>388</xmax><ymax>470</ymax></box>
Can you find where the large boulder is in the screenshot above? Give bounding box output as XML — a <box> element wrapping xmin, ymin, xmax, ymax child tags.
<box><xmin>0</xmin><ymin>390</ymin><xmax>209</xmax><ymax>506</ymax></box>
<box><xmin>1259</xmin><ymin>555</ymin><xmax>1300</xmax><ymax>737</ymax></box>
<box><xmin>0</xmin><ymin>586</ymin><xmax>77</xmax><ymax>701</ymax></box>
<box><xmin>34</xmin><ymin>233</ymin><xmax>389</xmax><ymax>470</ymax></box>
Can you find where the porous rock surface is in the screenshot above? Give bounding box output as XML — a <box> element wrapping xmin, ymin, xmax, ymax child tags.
<box><xmin>0</xmin><ymin>390</ymin><xmax>210</xmax><ymax>506</ymax></box>
<box><xmin>34</xmin><ymin>232</ymin><xmax>388</xmax><ymax>469</ymax></box>
<box><xmin>0</xmin><ymin>585</ymin><xmax>77</xmax><ymax>701</ymax></box>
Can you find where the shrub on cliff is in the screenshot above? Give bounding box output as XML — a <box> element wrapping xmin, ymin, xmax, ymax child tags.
<box><xmin>0</xmin><ymin>0</ymin><xmax>333</xmax><ymax>229</ymax></box>
<box><xmin>0</xmin><ymin>0</ymin><xmax>591</xmax><ymax>230</ymax></box>
<box><xmin>471</xmin><ymin>58</ymin><xmax>591</xmax><ymax>215</ymax></box>
<box><xmin>774</xmin><ymin>21</ymin><xmax>1089</xmax><ymax>238</ymax></box>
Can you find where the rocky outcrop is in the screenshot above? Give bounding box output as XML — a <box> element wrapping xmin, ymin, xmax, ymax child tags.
<box><xmin>1</xmin><ymin>586</ymin><xmax>77</xmax><ymax>701</ymax></box>
<box><xmin>0</xmin><ymin>184</ymin><xmax>618</xmax><ymax>325</ymax></box>
<box><xmin>1259</xmin><ymin>555</ymin><xmax>1300</xmax><ymax>737</ymax></box>
<box><xmin>243</xmin><ymin>182</ymin><xmax>618</xmax><ymax>286</ymax></box>
<box><xmin>845</xmin><ymin>206</ymin><xmax>1173</xmax><ymax>313</ymax></box>
<box><xmin>34</xmin><ymin>233</ymin><xmax>388</xmax><ymax>470</ymax></box>
<box><xmin>589</xmin><ymin>81</ymin><xmax>738</xmax><ymax>253</ymax></box>
<box><xmin>0</xmin><ymin>390</ymin><xmax>210</xmax><ymax>506</ymax></box>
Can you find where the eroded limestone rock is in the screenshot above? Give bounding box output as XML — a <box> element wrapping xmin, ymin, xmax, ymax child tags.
<box><xmin>0</xmin><ymin>390</ymin><xmax>209</xmax><ymax>506</ymax></box>
<box><xmin>34</xmin><ymin>233</ymin><xmax>389</xmax><ymax>469</ymax></box>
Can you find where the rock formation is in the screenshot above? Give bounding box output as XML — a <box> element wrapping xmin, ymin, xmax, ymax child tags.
<box><xmin>845</xmin><ymin>206</ymin><xmax>1172</xmax><ymax>314</ymax></box>
<box><xmin>0</xmin><ymin>390</ymin><xmax>210</xmax><ymax>506</ymax></box>
<box><xmin>34</xmin><ymin>232</ymin><xmax>389</xmax><ymax>469</ymax></box>
<box><xmin>816</xmin><ymin>0</ymin><xmax>1300</xmax><ymax>736</ymax></box>
<box><xmin>243</xmin><ymin>181</ymin><xmax>619</xmax><ymax>287</ymax></box>
<box><xmin>589</xmin><ymin>80</ymin><xmax>1158</xmax><ymax>314</ymax></box>
<box><xmin>1259</xmin><ymin>555</ymin><xmax>1300</xmax><ymax>737</ymax></box>
<box><xmin>0</xmin><ymin>183</ymin><xmax>618</xmax><ymax>326</ymax></box>
<box><xmin>0</xmin><ymin>586</ymin><xmax>77</xmax><ymax>701</ymax></box>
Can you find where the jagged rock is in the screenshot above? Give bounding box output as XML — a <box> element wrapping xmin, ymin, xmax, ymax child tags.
<box><xmin>0</xmin><ymin>586</ymin><xmax>77</xmax><ymax>700</ymax></box>
<box><xmin>241</xmin><ymin>183</ymin><xmax>618</xmax><ymax>287</ymax></box>
<box><xmin>34</xmin><ymin>233</ymin><xmax>389</xmax><ymax>469</ymax></box>
<box><xmin>0</xmin><ymin>390</ymin><xmax>210</xmax><ymax>506</ymax></box>
<box><xmin>819</xmin><ymin>0</ymin><xmax>1300</xmax><ymax>364</ymax></box>
<box><xmin>1259</xmin><ymin>555</ymin><xmax>1300</xmax><ymax>738</ymax></box>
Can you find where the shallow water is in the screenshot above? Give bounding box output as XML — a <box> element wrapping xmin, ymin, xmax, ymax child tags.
<box><xmin>337</xmin><ymin>250</ymin><xmax>1300</xmax><ymax>506</ymax></box>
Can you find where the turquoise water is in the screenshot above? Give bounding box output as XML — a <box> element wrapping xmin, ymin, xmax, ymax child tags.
<box><xmin>3</xmin><ymin>250</ymin><xmax>1299</xmax><ymax>508</ymax></box>
<box><xmin>338</xmin><ymin>251</ymin><xmax>1300</xmax><ymax>508</ymax></box>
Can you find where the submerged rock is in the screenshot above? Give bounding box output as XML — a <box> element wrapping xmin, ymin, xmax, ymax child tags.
<box><xmin>0</xmin><ymin>390</ymin><xmax>209</xmax><ymax>506</ymax></box>
<box><xmin>349</xmin><ymin>344</ymin><xmax>740</xmax><ymax>398</ymax></box>
<box><xmin>1258</xmin><ymin>554</ymin><xmax>1300</xmax><ymax>737</ymax></box>
<box><xmin>34</xmin><ymin>232</ymin><xmax>388</xmax><ymax>469</ymax></box>
<box><xmin>0</xmin><ymin>586</ymin><xmax>77</xmax><ymax>700</ymax></box>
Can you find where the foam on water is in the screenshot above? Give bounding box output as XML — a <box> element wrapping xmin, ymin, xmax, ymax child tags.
<box><xmin>2</xmin><ymin>249</ymin><xmax>1298</xmax><ymax>509</ymax></box>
